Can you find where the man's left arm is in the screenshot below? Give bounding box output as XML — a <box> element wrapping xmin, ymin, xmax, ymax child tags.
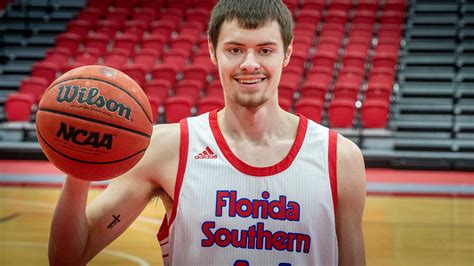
<box><xmin>336</xmin><ymin>135</ymin><xmax>367</xmax><ymax>266</ymax></box>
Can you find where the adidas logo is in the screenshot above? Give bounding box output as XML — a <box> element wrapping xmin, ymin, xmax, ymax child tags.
<box><xmin>195</xmin><ymin>146</ymin><xmax>217</xmax><ymax>159</ymax></box>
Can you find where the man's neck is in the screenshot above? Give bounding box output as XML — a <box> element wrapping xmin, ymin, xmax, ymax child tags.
<box><xmin>217</xmin><ymin>102</ymin><xmax>298</xmax><ymax>144</ymax></box>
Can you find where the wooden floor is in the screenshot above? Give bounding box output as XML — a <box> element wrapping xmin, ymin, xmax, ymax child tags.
<box><xmin>0</xmin><ymin>187</ymin><xmax>473</xmax><ymax>266</ymax></box>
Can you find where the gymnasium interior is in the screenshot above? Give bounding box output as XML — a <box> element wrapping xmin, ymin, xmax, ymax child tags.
<box><xmin>0</xmin><ymin>0</ymin><xmax>473</xmax><ymax>265</ymax></box>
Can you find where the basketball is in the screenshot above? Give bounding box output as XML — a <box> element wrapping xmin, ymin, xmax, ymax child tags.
<box><xmin>35</xmin><ymin>65</ymin><xmax>153</xmax><ymax>181</ymax></box>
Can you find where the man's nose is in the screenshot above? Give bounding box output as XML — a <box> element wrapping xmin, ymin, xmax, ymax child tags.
<box><xmin>240</xmin><ymin>51</ymin><xmax>260</xmax><ymax>72</ymax></box>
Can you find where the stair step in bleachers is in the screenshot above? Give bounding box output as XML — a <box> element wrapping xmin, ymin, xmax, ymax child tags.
<box><xmin>407</xmin><ymin>39</ymin><xmax>456</xmax><ymax>52</ymax></box>
<box><xmin>3</xmin><ymin>34</ymin><xmax>57</xmax><ymax>46</ymax></box>
<box><xmin>1</xmin><ymin>61</ymin><xmax>35</xmax><ymax>75</ymax></box>
<box><xmin>398</xmin><ymin>81</ymin><xmax>455</xmax><ymax>97</ymax></box>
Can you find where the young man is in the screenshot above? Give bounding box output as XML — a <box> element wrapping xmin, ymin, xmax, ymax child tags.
<box><xmin>49</xmin><ymin>0</ymin><xmax>366</xmax><ymax>265</ymax></box>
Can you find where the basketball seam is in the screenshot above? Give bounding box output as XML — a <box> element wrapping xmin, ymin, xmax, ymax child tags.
<box><xmin>37</xmin><ymin>129</ymin><xmax>147</xmax><ymax>165</ymax></box>
<box><xmin>38</xmin><ymin>107</ymin><xmax>151</xmax><ymax>138</ymax></box>
<box><xmin>46</xmin><ymin>76</ymin><xmax>153</xmax><ymax>125</ymax></box>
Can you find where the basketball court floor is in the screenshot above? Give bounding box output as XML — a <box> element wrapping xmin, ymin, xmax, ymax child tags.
<box><xmin>0</xmin><ymin>160</ymin><xmax>473</xmax><ymax>265</ymax></box>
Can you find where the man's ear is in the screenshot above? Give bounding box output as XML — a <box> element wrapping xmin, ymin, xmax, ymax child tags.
<box><xmin>283</xmin><ymin>39</ymin><xmax>293</xmax><ymax>67</ymax></box>
<box><xmin>208</xmin><ymin>38</ymin><xmax>217</xmax><ymax>65</ymax></box>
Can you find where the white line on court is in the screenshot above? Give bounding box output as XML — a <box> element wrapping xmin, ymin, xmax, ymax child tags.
<box><xmin>0</xmin><ymin>241</ymin><xmax>151</xmax><ymax>266</ymax></box>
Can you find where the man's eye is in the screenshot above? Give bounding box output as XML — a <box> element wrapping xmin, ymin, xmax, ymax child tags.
<box><xmin>229</xmin><ymin>48</ymin><xmax>241</xmax><ymax>55</ymax></box>
<box><xmin>260</xmin><ymin>48</ymin><xmax>273</xmax><ymax>55</ymax></box>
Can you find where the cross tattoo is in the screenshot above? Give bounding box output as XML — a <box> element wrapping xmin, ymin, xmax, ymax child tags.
<box><xmin>107</xmin><ymin>214</ymin><xmax>121</xmax><ymax>229</ymax></box>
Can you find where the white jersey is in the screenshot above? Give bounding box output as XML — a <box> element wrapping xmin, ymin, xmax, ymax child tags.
<box><xmin>158</xmin><ymin>110</ymin><xmax>338</xmax><ymax>266</ymax></box>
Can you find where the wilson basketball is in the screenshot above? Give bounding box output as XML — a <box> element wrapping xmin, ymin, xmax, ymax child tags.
<box><xmin>36</xmin><ymin>65</ymin><xmax>153</xmax><ymax>181</ymax></box>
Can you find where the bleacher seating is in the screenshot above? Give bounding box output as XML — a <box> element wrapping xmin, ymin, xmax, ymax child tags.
<box><xmin>1</xmin><ymin>0</ymin><xmax>473</xmax><ymax>169</ymax></box>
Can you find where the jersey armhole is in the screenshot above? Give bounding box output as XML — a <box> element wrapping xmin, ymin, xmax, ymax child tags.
<box><xmin>328</xmin><ymin>129</ymin><xmax>338</xmax><ymax>217</ymax></box>
<box><xmin>157</xmin><ymin>119</ymin><xmax>189</xmax><ymax>243</ymax></box>
<box><xmin>169</xmin><ymin>119</ymin><xmax>189</xmax><ymax>225</ymax></box>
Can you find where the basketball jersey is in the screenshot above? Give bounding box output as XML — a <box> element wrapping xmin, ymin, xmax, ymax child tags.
<box><xmin>158</xmin><ymin>110</ymin><xmax>338</xmax><ymax>266</ymax></box>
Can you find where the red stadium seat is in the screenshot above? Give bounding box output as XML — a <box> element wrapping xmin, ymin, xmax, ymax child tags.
<box><xmin>279</xmin><ymin>98</ymin><xmax>292</xmax><ymax>112</ymax></box>
<box><xmin>179</xmin><ymin>21</ymin><xmax>205</xmax><ymax>40</ymax></box>
<box><xmin>295</xmin><ymin>98</ymin><xmax>324</xmax><ymax>123</ymax></box>
<box><xmin>325</xmin><ymin>9</ymin><xmax>349</xmax><ymax>24</ymax></box>
<box><xmin>132</xmin><ymin>7</ymin><xmax>156</xmax><ymax>25</ymax></box>
<box><xmin>133</xmin><ymin>48</ymin><xmax>160</xmax><ymax>71</ymax></box>
<box><xmin>139</xmin><ymin>0</ymin><xmax>166</xmax><ymax>12</ymax></box>
<box><xmin>103</xmin><ymin>48</ymin><xmax>131</xmax><ymax>69</ymax></box>
<box><xmin>328</xmin><ymin>0</ymin><xmax>353</xmax><ymax>11</ymax></box>
<box><xmin>182</xmin><ymin>64</ymin><xmax>211</xmax><ymax>84</ymax></box>
<box><xmin>206</xmin><ymin>80</ymin><xmax>223</xmax><ymax>97</ymax></box>
<box><xmin>114</xmin><ymin>0</ymin><xmax>139</xmax><ymax>10</ymax></box>
<box><xmin>372</xmin><ymin>52</ymin><xmax>398</xmax><ymax>69</ymax></box>
<box><xmin>55</xmin><ymin>32</ymin><xmax>81</xmax><ymax>54</ymax></box>
<box><xmin>341</xmin><ymin>51</ymin><xmax>367</xmax><ymax>70</ymax></box>
<box><xmin>333</xmin><ymin>82</ymin><xmax>360</xmax><ymax>100</ymax></box>
<box><xmin>74</xmin><ymin>47</ymin><xmax>100</xmax><ymax>65</ymax></box>
<box><xmin>311</xmin><ymin>50</ymin><xmax>338</xmax><ymax>70</ymax></box>
<box><xmin>147</xmin><ymin>95</ymin><xmax>161</xmax><ymax>124</ymax></box>
<box><xmin>281</xmin><ymin>66</ymin><xmax>303</xmax><ymax>84</ymax></box>
<box><xmin>141</xmin><ymin>34</ymin><xmax>165</xmax><ymax>55</ymax></box>
<box><xmin>351</xmin><ymin>9</ymin><xmax>376</xmax><ymax>26</ymax></box>
<box><xmin>336</xmin><ymin>67</ymin><xmax>364</xmax><ymax>87</ymax></box>
<box><xmin>174</xmin><ymin>80</ymin><xmax>204</xmax><ymax>103</ymax></box>
<box><xmin>169</xmin><ymin>35</ymin><xmax>197</xmax><ymax>54</ymax></box>
<box><xmin>316</xmin><ymin>37</ymin><xmax>341</xmax><ymax>56</ymax></box>
<box><xmin>149</xmin><ymin>20</ymin><xmax>176</xmax><ymax>42</ymax></box>
<box><xmin>66</xmin><ymin>19</ymin><xmax>93</xmax><ymax>39</ymax></box>
<box><xmin>121</xmin><ymin>64</ymin><xmax>148</xmax><ymax>87</ymax></box>
<box><xmin>186</xmin><ymin>8</ymin><xmax>210</xmax><ymax>26</ymax></box>
<box><xmin>104</xmin><ymin>7</ymin><xmax>129</xmax><ymax>25</ymax></box>
<box><xmin>297</xmin><ymin>9</ymin><xmax>321</xmax><ymax>25</ymax></box>
<box><xmin>162</xmin><ymin>49</ymin><xmax>190</xmax><ymax>70</ymax></box>
<box><xmin>31</xmin><ymin>62</ymin><xmax>58</xmax><ymax>84</ymax></box>
<box><xmin>122</xmin><ymin>20</ymin><xmax>148</xmax><ymax>39</ymax></box>
<box><xmin>164</xmin><ymin>96</ymin><xmax>194</xmax><ymax>123</ymax></box>
<box><xmin>356</xmin><ymin>0</ymin><xmax>380</xmax><ymax>12</ymax></box>
<box><xmin>279</xmin><ymin>81</ymin><xmax>297</xmax><ymax>101</ymax></box>
<box><xmin>306</xmin><ymin>66</ymin><xmax>334</xmax><ymax>86</ymax></box>
<box><xmin>197</xmin><ymin>96</ymin><xmax>225</xmax><ymax>115</ymax></box>
<box><xmin>151</xmin><ymin>64</ymin><xmax>179</xmax><ymax>85</ymax></box>
<box><xmin>113</xmin><ymin>33</ymin><xmax>139</xmax><ymax>53</ymax></box>
<box><xmin>43</xmin><ymin>47</ymin><xmax>71</xmax><ymax>66</ymax></box>
<box><xmin>365</xmin><ymin>82</ymin><xmax>393</xmax><ymax>101</ymax></box>
<box><xmin>301</xmin><ymin>0</ymin><xmax>325</xmax><ymax>11</ymax></box>
<box><xmin>361</xmin><ymin>99</ymin><xmax>390</xmax><ymax>128</ymax></box>
<box><xmin>19</xmin><ymin>77</ymin><xmax>49</xmax><ymax>104</ymax></box>
<box><xmin>192</xmin><ymin>49</ymin><xmax>214</xmax><ymax>69</ymax></box>
<box><xmin>84</xmin><ymin>33</ymin><xmax>110</xmax><ymax>54</ymax></box>
<box><xmin>328</xmin><ymin>98</ymin><xmax>356</xmax><ymax>128</ymax></box>
<box><xmin>5</xmin><ymin>93</ymin><xmax>34</xmax><ymax>121</ymax></box>
<box><xmin>95</xmin><ymin>20</ymin><xmax>121</xmax><ymax>39</ymax></box>
<box><xmin>300</xmin><ymin>81</ymin><xmax>329</xmax><ymax>101</ymax></box>
<box><xmin>77</xmin><ymin>6</ymin><xmax>103</xmax><ymax>23</ymax></box>
<box><xmin>383</xmin><ymin>0</ymin><xmax>407</xmax><ymax>12</ymax></box>
<box><xmin>144</xmin><ymin>79</ymin><xmax>171</xmax><ymax>101</ymax></box>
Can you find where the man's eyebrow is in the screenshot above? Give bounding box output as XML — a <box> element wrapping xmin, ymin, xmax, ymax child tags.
<box><xmin>222</xmin><ymin>41</ymin><xmax>278</xmax><ymax>47</ymax></box>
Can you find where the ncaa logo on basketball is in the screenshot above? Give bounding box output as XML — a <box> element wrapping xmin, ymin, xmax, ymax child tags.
<box><xmin>56</xmin><ymin>122</ymin><xmax>113</xmax><ymax>150</ymax></box>
<box><xmin>56</xmin><ymin>85</ymin><xmax>132</xmax><ymax>120</ymax></box>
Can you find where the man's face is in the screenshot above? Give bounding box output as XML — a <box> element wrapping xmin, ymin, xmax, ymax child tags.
<box><xmin>210</xmin><ymin>19</ymin><xmax>292</xmax><ymax>108</ymax></box>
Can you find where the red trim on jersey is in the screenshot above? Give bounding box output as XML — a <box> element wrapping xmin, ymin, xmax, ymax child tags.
<box><xmin>328</xmin><ymin>130</ymin><xmax>338</xmax><ymax>215</ymax></box>
<box><xmin>157</xmin><ymin>214</ymin><xmax>169</xmax><ymax>241</ymax></box>
<box><xmin>169</xmin><ymin>119</ymin><xmax>189</xmax><ymax>225</ymax></box>
<box><xmin>209</xmin><ymin>110</ymin><xmax>308</xmax><ymax>176</ymax></box>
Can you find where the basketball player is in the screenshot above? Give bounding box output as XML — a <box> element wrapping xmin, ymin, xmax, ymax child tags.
<box><xmin>49</xmin><ymin>0</ymin><xmax>366</xmax><ymax>265</ymax></box>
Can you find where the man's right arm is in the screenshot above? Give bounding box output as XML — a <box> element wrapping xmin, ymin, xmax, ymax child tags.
<box><xmin>48</xmin><ymin>123</ymin><xmax>180</xmax><ymax>265</ymax></box>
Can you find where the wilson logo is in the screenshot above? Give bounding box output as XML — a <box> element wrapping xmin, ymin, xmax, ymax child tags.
<box><xmin>56</xmin><ymin>122</ymin><xmax>113</xmax><ymax>149</ymax></box>
<box><xmin>56</xmin><ymin>85</ymin><xmax>132</xmax><ymax>120</ymax></box>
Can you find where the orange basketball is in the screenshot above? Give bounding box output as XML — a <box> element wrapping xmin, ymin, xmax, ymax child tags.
<box><xmin>36</xmin><ymin>65</ymin><xmax>153</xmax><ymax>181</ymax></box>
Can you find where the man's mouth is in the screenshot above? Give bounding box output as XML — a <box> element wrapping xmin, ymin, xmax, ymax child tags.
<box><xmin>234</xmin><ymin>78</ymin><xmax>267</xmax><ymax>85</ymax></box>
